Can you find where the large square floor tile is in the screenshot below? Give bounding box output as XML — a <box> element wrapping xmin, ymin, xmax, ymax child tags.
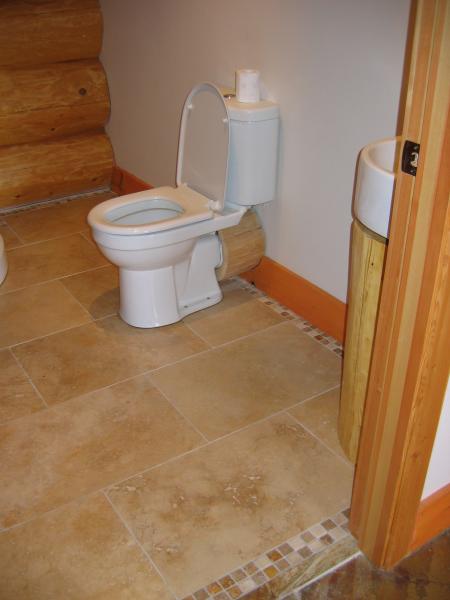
<box><xmin>0</xmin><ymin>374</ymin><xmax>203</xmax><ymax>528</ymax></box>
<box><xmin>0</xmin><ymin>350</ymin><xmax>43</xmax><ymax>425</ymax></box>
<box><xmin>0</xmin><ymin>233</ymin><xmax>107</xmax><ymax>294</ymax></box>
<box><xmin>108</xmin><ymin>413</ymin><xmax>353</xmax><ymax>597</ymax></box>
<box><xmin>13</xmin><ymin>315</ymin><xmax>207</xmax><ymax>404</ymax></box>
<box><xmin>186</xmin><ymin>296</ymin><xmax>286</xmax><ymax>346</ymax></box>
<box><xmin>61</xmin><ymin>265</ymin><xmax>119</xmax><ymax>318</ymax></box>
<box><xmin>4</xmin><ymin>193</ymin><xmax>113</xmax><ymax>244</ymax></box>
<box><xmin>289</xmin><ymin>387</ymin><xmax>347</xmax><ymax>460</ymax></box>
<box><xmin>0</xmin><ymin>493</ymin><xmax>173</xmax><ymax>600</ymax></box>
<box><xmin>151</xmin><ymin>322</ymin><xmax>341</xmax><ymax>440</ymax></box>
<box><xmin>0</xmin><ymin>281</ymin><xmax>91</xmax><ymax>348</ymax></box>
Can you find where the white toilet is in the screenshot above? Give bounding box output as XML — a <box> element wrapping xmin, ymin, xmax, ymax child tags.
<box><xmin>88</xmin><ymin>82</ymin><xmax>279</xmax><ymax>328</ymax></box>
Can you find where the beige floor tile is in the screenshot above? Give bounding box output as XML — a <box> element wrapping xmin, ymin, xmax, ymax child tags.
<box><xmin>186</xmin><ymin>297</ymin><xmax>285</xmax><ymax>346</ymax></box>
<box><xmin>0</xmin><ymin>374</ymin><xmax>203</xmax><ymax>528</ymax></box>
<box><xmin>0</xmin><ymin>350</ymin><xmax>43</xmax><ymax>425</ymax></box>
<box><xmin>185</xmin><ymin>286</ymin><xmax>255</xmax><ymax>323</ymax></box>
<box><xmin>4</xmin><ymin>193</ymin><xmax>114</xmax><ymax>244</ymax></box>
<box><xmin>0</xmin><ymin>234</ymin><xmax>108</xmax><ymax>294</ymax></box>
<box><xmin>0</xmin><ymin>221</ymin><xmax>22</xmax><ymax>249</ymax></box>
<box><xmin>0</xmin><ymin>281</ymin><xmax>91</xmax><ymax>348</ymax></box>
<box><xmin>0</xmin><ymin>493</ymin><xmax>173</xmax><ymax>600</ymax></box>
<box><xmin>108</xmin><ymin>413</ymin><xmax>353</xmax><ymax>597</ymax></box>
<box><xmin>61</xmin><ymin>265</ymin><xmax>120</xmax><ymax>318</ymax></box>
<box><xmin>151</xmin><ymin>322</ymin><xmax>342</xmax><ymax>440</ymax></box>
<box><xmin>14</xmin><ymin>315</ymin><xmax>207</xmax><ymax>404</ymax></box>
<box><xmin>289</xmin><ymin>387</ymin><xmax>348</xmax><ymax>460</ymax></box>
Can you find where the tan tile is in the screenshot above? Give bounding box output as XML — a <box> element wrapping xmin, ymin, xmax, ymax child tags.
<box><xmin>151</xmin><ymin>323</ymin><xmax>341</xmax><ymax>440</ymax></box>
<box><xmin>4</xmin><ymin>193</ymin><xmax>114</xmax><ymax>244</ymax></box>
<box><xmin>185</xmin><ymin>286</ymin><xmax>254</xmax><ymax>323</ymax></box>
<box><xmin>13</xmin><ymin>315</ymin><xmax>207</xmax><ymax>404</ymax></box>
<box><xmin>108</xmin><ymin>413</ymin><xmax>353</xmax><ymax>597</ymax></box>
<box><xmin>0</xmin><ymin>374</ymin><xmax>202</xmax><ymax>528</ymax></box>
<box><xmin>0</xmin><ymin>220</ymin><xmax>22</xmax><ymax>249</ymax></box>
<box><xmin>0</xmin><ymin>234</ymin><xmax>108</xmax><ymax>294</ymax></box>
<box><xmin>0</xmin><ymin>493</ymin><xmax>172</xmax><ymax>600</ymax></box>
<box><xmin>0</xmin><ymin>350</ymin><xmax>43</xmax><ymax>425</ymax></box>
<box><xmin>289</xmin><ymin>387</ymin><xmax>347</xmax><ymax>459</ymax></box>
<box><xmin>187</xmin><ymin>298</ymin><xmax>285</xmax><ymax>346</ymax></box>
<box><xmin>61</xmin><ymin>265</ymin><xmax>119</xmax><ymax>318</ymax></box>
<box><xmin>0</xmin><ymin>281</ymin><xmax>91</xmax><ymax>348</ymax></box>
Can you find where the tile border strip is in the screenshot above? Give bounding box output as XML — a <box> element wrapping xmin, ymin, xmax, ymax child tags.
<box><xmin>181</xmin><ymin>508</ymin><xmax>351</xmax><ymax>600</ymax></box>
<box><xmin>235</xmin><ymin>277</ymin><xmax>343</xmax><ymax>356</ymax></box>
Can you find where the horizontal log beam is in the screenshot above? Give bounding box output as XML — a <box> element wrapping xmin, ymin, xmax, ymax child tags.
<box><xmin>0</xmin><ymin>1</ymin><xmax>102</xmax><ymax>66</ymax></box>
<box><xmin>0</xmin><ymin>60</ymin><xmax>110</xmax><ymax>145</ymax></box>
<box><xmin>0</xmin><ymin>132</ymin><xmax>114</xmax><ymax>208</ymax></box>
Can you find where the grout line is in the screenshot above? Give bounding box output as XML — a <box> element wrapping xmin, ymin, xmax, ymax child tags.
<box><xmin>149</xmin><ymin>319</ymin><xmax>289</xmax><ymax>378</ymax></box>
<box><xmin>9</xmin><ymin>349</ymin><xmax>49</xmax><ymax>409</ymax></box>
<box><xmin>182</xmin><ymin>320</ymin><xmax>213</xmax><ymax>349</ymax></box>
<box><xmin>102</xmin><ymin>491</ymin><xmax>179</xmax><ymax>600</ymax></box>
<box><xmin>58</xmin><ymin>279</ymin><xmax>96</xmax><ymax>323</ymax></box>
<box><xmin>2</xmin><ymin>229</ymin><xmax>97</xmax><ymax>250</ymax></box>
<box><xmin>7</xmin><ymin>317</ymin><xmax>101</xmax><ymax>351</ymax></box>
<box><xmin>284</xmin><ymin>384</ymin><xmax>341</xmax><ymax>411</ymax></box>
<box><xmin>285</xmin><ymin>411</ymin><xmax>354</xmax><ymax>470</ymax></box>
<box><xmin>0</xmin><ymin>222</ymin><xmax>26</xmax><ymax>246</ymax></box>
<box><xmin>0</xmin><ymin>263</ymin><xmax>110</xmax><ymax>298</ymax></box>
<box><xmin>149</xmin><ymin>377</ymin><xmax>209</xmax><ymax>444</ymax></box>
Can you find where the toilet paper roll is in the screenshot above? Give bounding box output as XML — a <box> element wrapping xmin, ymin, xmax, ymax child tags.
<box><xmin>235</xmin><ymin>69</ymin><xmax>260</xmax><ymax>103</ymax></box>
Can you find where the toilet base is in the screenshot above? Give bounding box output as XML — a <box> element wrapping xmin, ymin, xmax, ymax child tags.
<box><xmin>119</xmin><ymin>233</ymin><xmax>222</xmax><ymax>328</ymax></box>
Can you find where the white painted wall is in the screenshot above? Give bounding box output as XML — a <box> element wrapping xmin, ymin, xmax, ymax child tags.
<box><xmin>100</xmin><ymin>0</ymin><xmax>410</xmax><ymax>301</ymax></box>
<box><xmin>422</xmin><ymin>379</ymin><xmax>450</xmax><ymax>499</ymax></box>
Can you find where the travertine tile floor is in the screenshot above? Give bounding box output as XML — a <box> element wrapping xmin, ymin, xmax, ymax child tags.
<box><xmin>0</xmin><ymin>194</ymin><xmax>354</xmax><ymax>599</ymax></box>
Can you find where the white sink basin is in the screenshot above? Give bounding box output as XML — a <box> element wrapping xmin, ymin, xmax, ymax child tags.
<box><xmin>354</xmin><ymin>137</ymin><xmax>400</xmax><ymax>239</ymax></box>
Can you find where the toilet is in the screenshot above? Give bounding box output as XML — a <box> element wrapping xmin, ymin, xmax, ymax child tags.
<box><xmin>88</xmin><ymin>82</ymin><xmax>279</xmax><ymax>328</ymax></box>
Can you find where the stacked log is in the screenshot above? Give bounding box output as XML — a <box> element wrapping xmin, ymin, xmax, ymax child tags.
<box><xmin>0</xmin><ymin>0</ymin><xmax>113</xmax><ymax>209</ymax></box>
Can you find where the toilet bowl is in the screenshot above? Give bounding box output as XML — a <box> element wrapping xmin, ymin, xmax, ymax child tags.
<box><xmin>89</xmin><ymin>82</ymin><xmax>280</xmax><ymax>328</ymax></box>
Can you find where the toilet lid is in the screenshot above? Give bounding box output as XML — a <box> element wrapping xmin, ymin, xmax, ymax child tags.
<box><xmin>176</xmin><ymin>82</ymin><xmax>229</xmax><ymax>212</ymax></box>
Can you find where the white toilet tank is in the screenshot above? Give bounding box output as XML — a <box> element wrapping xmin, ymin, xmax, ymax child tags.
<box><xmin>225</xmin><ymin>97</ymin><xmax>280</xmax><ymax>207</ymax></box>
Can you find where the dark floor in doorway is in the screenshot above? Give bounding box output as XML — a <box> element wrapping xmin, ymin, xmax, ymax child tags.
<box><xmin>293</xmin><ymin>529</ymin><xmax>450</xmax><ymax>599</ymax></box>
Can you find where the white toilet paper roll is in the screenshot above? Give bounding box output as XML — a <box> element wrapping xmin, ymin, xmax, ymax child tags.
<box><xmin>236</xmin><ymin>69</ymin><xmax>260</xmax><ymax>103</ymax></box>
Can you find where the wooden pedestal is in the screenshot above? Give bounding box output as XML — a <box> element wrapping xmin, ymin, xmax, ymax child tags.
<box><xmin>339</xmin><ymin>219</ymin><xmax>387</xmax><ymax>462</ymax></box>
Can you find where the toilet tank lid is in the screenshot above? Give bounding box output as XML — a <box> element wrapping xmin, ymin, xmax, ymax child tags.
<box><xmin>177</xmin><ymin>82</ymin><xmax>229</xmax><ymax>212</ymax></box>
<box><xmin>225</xmin><ymin>98</ymin><xmax>280</xmax><ymax>122</ymax></box>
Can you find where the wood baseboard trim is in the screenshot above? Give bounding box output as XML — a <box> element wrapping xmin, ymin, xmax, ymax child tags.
<box><xmin>411</xmin><ymin>484</ymin><xmax>450</xmax><ymax>551</ymax></box>
<box><xmin>112</xmin><ymin>165</ymin><xmax>153</xmax><ymax>195</ymax></box>
<box><xmin>241</xmin><ymin>257</ymin><xmax>347</xmax><ymax>343</ymax></box>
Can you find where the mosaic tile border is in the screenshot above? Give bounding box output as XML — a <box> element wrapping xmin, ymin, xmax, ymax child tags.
<box><xmin>234</xmin><ymin>277</ymin><xmax>343</xmax><ymax>356</ymax></box>
<box><xmin>180</xmin><ymin>508</ymin><xmax>350</xmax><ymax>600</ymax></box>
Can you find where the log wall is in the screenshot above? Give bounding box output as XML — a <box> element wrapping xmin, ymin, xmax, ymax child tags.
<box><xmin>0</xmin><ymin>0</ymin><xmax>113</xmax><ymax>209</ymax></box>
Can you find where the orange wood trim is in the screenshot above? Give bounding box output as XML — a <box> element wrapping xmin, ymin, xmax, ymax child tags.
<box><xmin>241</xmin><ymin>256</ymin><xmax>347</xmax><ymax>343</ymax></box>
<box><xmin>411</xmin><ymin>484</ymin><xmax>450</xmax><ymax>551</ymax></box>
<box><xmin>111</xmin><ymin>165</ymin><xmax>153</xmax><ymax>195</ymax></box>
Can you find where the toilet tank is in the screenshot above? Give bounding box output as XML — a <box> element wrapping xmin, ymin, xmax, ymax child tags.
<box><xmin>224</xmin><ymin>98</ymin><xmax>280</xmax><ymax>207</ymax></box>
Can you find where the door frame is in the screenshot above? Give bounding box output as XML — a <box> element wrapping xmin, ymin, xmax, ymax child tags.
<box><xmin>349</xmin><ymin>0</ymin><xmax>450</xmax><ymax>567</ymax></box>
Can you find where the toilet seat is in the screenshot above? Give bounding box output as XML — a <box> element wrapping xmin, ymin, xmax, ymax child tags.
<box><xmin>88</xmin><ymin>185</ymin><xmax>213</xmax><ymax>236</ymax></box>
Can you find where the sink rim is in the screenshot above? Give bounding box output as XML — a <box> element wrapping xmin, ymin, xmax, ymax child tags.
<box><xmin>353</xmin><ymin>136</ymin><xmax>400</xmax><ymax>239</ymax></box>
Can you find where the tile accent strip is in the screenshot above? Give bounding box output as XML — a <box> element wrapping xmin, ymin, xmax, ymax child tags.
<box><xmin>234</xmin><ymin>277</ymin><xmax>343</xmax><ymax>356</ymax></box>
<box><xmin>180</xmin><ymin>509</ymin><xmax>350</xmax><ymax>600</ymax></box>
